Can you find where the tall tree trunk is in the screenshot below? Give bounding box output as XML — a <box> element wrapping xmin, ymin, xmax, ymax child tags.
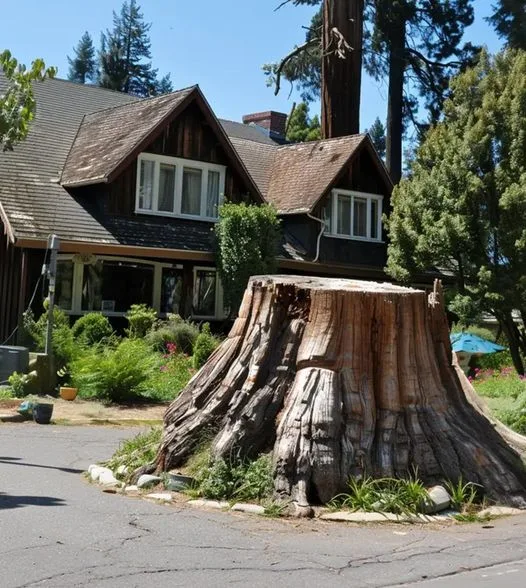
<box><xmin>385</xmin><ymin>13</ymin><xmax>405</xmax><ymax>184</ymax></box>
<box><xmin>148</xmin><ymin>276</ymin><xmax>526</xmax><ymax>513</ymax></box>
<box><xmin>321</xmin><ymin>0</ymin><xmax>364</xmax><ymax>138</ymax></box>
<box><xmin>498</xmin><ymin>310</ymin><xmax>525</xmax><ymax>375</ymax></box>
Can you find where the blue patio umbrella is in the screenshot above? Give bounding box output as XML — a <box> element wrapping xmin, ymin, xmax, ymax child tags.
<box><xmin>450</xmin><ymin>333</ymin><xmax>506</xmax><ymax>355</ymax></box>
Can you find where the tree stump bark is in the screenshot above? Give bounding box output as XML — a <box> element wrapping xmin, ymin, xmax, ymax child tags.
<box><xmin>154</xmin><ymin>276</ymin><xmax>526</xmax><ymax>509</ymax></box>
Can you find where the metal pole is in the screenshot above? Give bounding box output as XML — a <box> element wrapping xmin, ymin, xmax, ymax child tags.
<box><xmin>45</xmin><ymin>234</ymin><xmax>60</xmax><ymax>358</ymax></box>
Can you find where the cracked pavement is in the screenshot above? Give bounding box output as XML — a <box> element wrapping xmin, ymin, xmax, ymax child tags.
<box><xmin>1</xmin><ymin>425</ymin><xmax>526</xmax><ymax>587</ymax></box>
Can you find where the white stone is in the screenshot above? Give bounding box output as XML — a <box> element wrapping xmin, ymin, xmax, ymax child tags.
<box><xmin>89</xmin><ymin>466</ymin><xmax>113</xmax><ymax>482</ymax></box>
<box><xmin>99</xmin><ymin>470</ymin><xmax>120</xmax><ymax>486</ymax></box>
<box><xmin>479</xmin><ymin>506</ymin><xmax>525</xmax><ymax>517</ymax></box>
<box><xmin>424</xmin><ymin>485</ymin><xmax>451</xmax><ymax>514</ymax></box>
<box><xmin>116</xmin><ymin>465</ymin><xmax>129</xmax><ymax>476</ymax></box>
<box><xmin>137</xmin><ymin>474</ymin><xmax>162</xmax><ymax>489</ymax></box>
<box><xmin>230</xmin><ymin>503</ymin><xmax>265</xmax><ymax>515</ymax></box>
<box><xmin>319</xmin><ymin>511</ymin><xmax>448</xmax><ymax>523</ymax></box>
<box><xmin>124</xmin><ymin>485</ymin><xmax>139</xmax><ymax>493</ymax></box>
<box><xmin>187</xmin><ymin>499</ymin><xmax>230</xmax><ymax>510</ymax></box>
<box><xmin>145</xmin><ymin>493</ymin><xmax>173</xmax><ymax>502</ymax></box>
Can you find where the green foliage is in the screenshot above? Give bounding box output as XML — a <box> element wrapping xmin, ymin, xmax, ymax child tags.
<box><xmin>67</xmin><ymin>31</ymin><xmax>96</xmax><ymax>83</ymax></box>
<box><xmin>99</xmin><ymin>0</ymin><xmax>172</xmax><ymax>96</ymax></box>
<box><xmin>450</xmin><ymin>324</ymin><xmax>496</xmax><ymax>342</ymax></box>
<box><xmin>0</xmin><ymin>50</ymin><xmax>56</xmax><ymax>151</ymax></box>
<box><xmin>146</xmin><ymin>315</ymin><xmax>199</xmax><ymax>355</ymax></box>
<box><xmin>146</xmin><ymin>348</ymin><xmax>194</xmax><ymax>402</ymax></box>
<box><xmin>476</xmin><ymin>350</ymin><xmax>514</xmax><ymax>371</ymax></box>
<box><xmin>366</xmin><ymin>117</ymin><xmax>386</xmax><ymax>160</ymax></box>
<box><xmin>215</xmin><ymin>203</ymin><xmax>281</xmax><ymax>313</ymax></box>
<box><xmin>286</xmin><ymin>102</ymin><xmax>321</xmax><ymax>143</ymax></box>
<box><xmin>125</xmin><ymin>304</ymin><xmax>157</xmax><ymax>339</ymax></box>
<box><xmin>72</xmin><ymin>313</ymin><xmax>113</xmax><ymax>346</ymax></box>
<box><xmin>192</xmin><ymin>323</ymin><xmax>220</xmax><ymax>369</ymax></box>
<box><xmin>23</xmin><ymin>306</ymin><xmax>76</xmax><ymax>368</ymax></box>
<box><xmin>387</xmin><ymin>50</ymin><xmax>526</xmax><ymax>370</ymax></box>
<box><xmin>329</xmin><ymin>474</ymin><xmax>431</xmax><ymax>516</ymax></box>
<box><xmin>0</xmin><ymin>386</ymin><xmax>14</xmax><ymax>400</ymax></box>
<box><xmin>70</xmin><ymin>338</ymin><xmax>159</xmax><ymax>403</ymax></box>
<box><xmin>191</xmin><ymin>455</ymin><xmax>273</xmax><ymax>502</ymax></box>
<box><xmin>104</xmin><ymin>427</ymin><xmax>161</xmax><ymax>473</ymax></box>
<box><xmin>7</xmin><ymin>372</ymin><xmax>33</xmax><ymax>398</ymax></box>
<box><xmin>488</xmin><ymin>0</ymin><xmax>526</xmax><ymax>50</ymax></box>
<box><xmin>499</xmin><ymin>391</ymin><xmax>526</xmax><ymax>435</ymax></box>
<box><xmin>443</xmin><ymin>478</ymin><xmax>480</xmax><ymax>511</ymax></box>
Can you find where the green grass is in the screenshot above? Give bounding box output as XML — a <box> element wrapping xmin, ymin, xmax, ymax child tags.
<box><xmin>104</xmin><ymin>427</ymin><xmax>162</xmax><ymax>474</ymax></box>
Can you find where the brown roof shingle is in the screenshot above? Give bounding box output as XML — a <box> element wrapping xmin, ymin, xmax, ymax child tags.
<box><xmin>60</xmin><ymin>87</ymin><xmax>195</xmax><ymax>187</ymax></box>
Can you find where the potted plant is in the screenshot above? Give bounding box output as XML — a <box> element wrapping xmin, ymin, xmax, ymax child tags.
<box><xmin>57</xmin><ymin>367</ymin><xmax>78</xmax><ymax>401</ymax></box>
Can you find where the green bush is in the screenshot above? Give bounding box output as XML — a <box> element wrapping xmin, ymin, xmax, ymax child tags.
<box><xmin>22</xmin><ymin>306</ymin><xmax>76</xmax><ymax>368</ymax></box>
<box><xmin>499</xmin><ymin>390</ymin><xmax>526</xmax><ymax>435</ymax></box>
<box><xmin>72</xmin><ymin>313</ymin><xmax>113</xmax><ymax>346</ymax></box>
<box><xmin>146</xmin><ymin>316</ymin><xmax>199</xmax><ymax>355</ymax></box>
<box><xmin>7</xmin><ymin>372</ymin><xmax>33</xmax><ymax>398</ymax></box>
<box><xmin>145</xmin><ymin>351</ymin><xmax>194</xmax><ymax>402</ymax></box>
<box><xmin>192</xmin><ymin>454</ymin><xmax>273</xmax><ymax>501</ymax></box>
<box><xmin>193</xmin><ymin>323</ymin><xmax>220</xmax><ymax>369</ymax></box>
<box><xmin>70</xmin><ymin>338</ymin><xmax>159</xmax><ymax>403</ymax></box>
<box><xmin>125</xmin><ymin>304</ymin><xmax>157</xmax><ymax>339</ymax></box>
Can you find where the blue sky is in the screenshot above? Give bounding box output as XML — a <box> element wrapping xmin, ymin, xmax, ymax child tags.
<box><xmin>3</xmin><ymin>1</ymin><xmax>503</xmax><ymax>130</ymax></box>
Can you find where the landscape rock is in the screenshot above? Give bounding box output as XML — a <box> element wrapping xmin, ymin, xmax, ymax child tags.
<box><xmin>145</xmin><ymin>493</ymin><xmax>173</xmax><ymax>502</ymax></box>
<box><xmin>424</xmin><ymin>485</ymin><xmax>451</xmax><ymax>514</ymax></box>
<box><xmin>230</xmin><ymin>503</ymin><xmax>265</xmax><ymax>515</ymax></box>
<box><xmin>137</xmin><ymin>474</ymin><xmax>162</xmax><ymax>489</ymax></box>
<box><xmin>479</xmin><ymin>505</ymin><xmax>525</xmax><ymax>517</ymax></box>
<box><xmin>89</xmin><ymin>465</ymin><xmax>113</xmax><ymax>482</ymax></box>
<box><xmin>187</xmin><ymin>499</ymin><xmax>230</xmax><ymax>510</ymax></box>
<box><xmin>116</xmin><ymin>465</ymin><xmax>129</xmax><ymax>477</ymax></box>
<box><xmin>319</xmin><ymin>511</ymin><xmax>449</xmax><ymax>523</ymax></box>
<box><xmin>123</xmin><ymin>485</ymin><xmax>139</xmax><ymax>494</ymax></box>
<box><xmin>98</xmin><ymin>470</ymin><xmax>120</xmax><ymax>486</ymax></box>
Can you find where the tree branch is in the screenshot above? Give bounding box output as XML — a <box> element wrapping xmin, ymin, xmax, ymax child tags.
<box><xmin>273</xmin><ymin>37</ymin><xmax>319</xmax><ymax>96</ymax></box>
<box><xmin>405</xmin><ymin>47</ymin><xmax>463</xmax><ymax>69</ymax></box>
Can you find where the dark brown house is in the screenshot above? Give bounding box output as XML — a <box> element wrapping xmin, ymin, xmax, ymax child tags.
<box><xmin>0</xmin><ymin>77</ymin><xmax>392</xmax><ymax>341</ymax></box>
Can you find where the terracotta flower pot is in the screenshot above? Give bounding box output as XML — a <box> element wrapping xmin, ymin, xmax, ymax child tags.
<box><xmin>59</xmin><ymin>386</ymin><xmax>78</xmax><ymax>401</ymax></box>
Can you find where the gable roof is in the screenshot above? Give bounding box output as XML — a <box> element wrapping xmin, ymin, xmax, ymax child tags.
<box><xmin>61</xmin><ymin>87</ymin><xmax>195</xmax><ymax>187</ymax></box>
<box><xmin>230</xmin><ymin>133</ymin><xmax>392</xmax><ymax>215</ymax></box>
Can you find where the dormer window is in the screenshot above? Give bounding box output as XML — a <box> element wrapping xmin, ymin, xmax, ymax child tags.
<box><xmin>324</xmin><ymin>189</ymin><xmax>383</xmax><ymax>242</ymax></box>
<box><xmin>136</xmin><ymin>153</ymin><xmax>226</xmax><ymax>220</ymax></box>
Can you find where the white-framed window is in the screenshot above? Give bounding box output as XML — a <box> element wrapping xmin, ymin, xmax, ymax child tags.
<box><xmin>136</xmin><ymin>153</ymin><xmax>226</xmax><ymax>220</ymax></box>
<box><xmin>53</xmin><ymin>255</ymin><xmax>226</xmax><ymax>320</ymax></box>
<box><xmin>323</xmin><ymin>189</ymin><xmax>383</xmax><ymax>242</ymax></box>
<box><xmin>192</xmin><ymin>267</ymin><xmax>225</xmax><ymax>319</ymax></box>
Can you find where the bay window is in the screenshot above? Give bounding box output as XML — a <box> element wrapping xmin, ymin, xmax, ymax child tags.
<box><xmin>324</xmin><ymin>189</ymin><xmax>383</xmax><ymax>241</ymax></box>
<box><xmin>136</xmin><ymin>153</ymin><xmax>226</xmax><ymax>220</ymax></box>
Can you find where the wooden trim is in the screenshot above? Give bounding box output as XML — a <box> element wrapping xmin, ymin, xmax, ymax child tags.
<box><xmin>0</xmin><ymin>201</ymin><xmax>15</xmax><ymax>243</ymax></box>
<box><xmin>14</xmin><ymin>238</ymin><xmax>215</xmax><ymax>262</ymax></box>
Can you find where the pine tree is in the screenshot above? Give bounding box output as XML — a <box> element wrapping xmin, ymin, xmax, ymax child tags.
<box><xmin>98</xmin><ymin>0</ymin><xmax>172</xmax><ymax>96</ymax></box>
<box><xmin>386</xmin><ymin>50</ymin><xmax>526</xmax><ymax>373</ymax></box>
<box><xmin>488</xmin><ymin>0</ymin><xmax>526</xmax><ymax>50</ymax></box>
<box><xmin>366</xmin><ymin>117</ymin><xmax>386</xmax><ymax>159</ymax></box>
<box><xmin>286</xmin><ymin>102</ymin><xmax>321</xmax><ymax>143</ymax></box>
<box><xmin>67</xmin><ymin>32</ymin><xmax>96</xmax><ymax>84</ymax></box>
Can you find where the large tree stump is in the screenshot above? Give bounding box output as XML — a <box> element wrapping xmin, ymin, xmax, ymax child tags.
<box><xmin>153</xmin><ymin>276</ymin><xmax>526</xmax><ymax>509</ymax></box>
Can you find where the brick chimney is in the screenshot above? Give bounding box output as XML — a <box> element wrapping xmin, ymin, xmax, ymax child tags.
<box><xmin>242</xmin><ymin>111</ymin><xmax>287</xmax><ymax>138</ymax></box>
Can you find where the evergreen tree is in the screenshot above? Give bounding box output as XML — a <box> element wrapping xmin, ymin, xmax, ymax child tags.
<box><xmin>286</xmin><ymin>102</ymin><xmax>321</xmax><ymax>143</ymax></box>
<box><xmin>366</xmin><ymin>116</ymin><xmax>386</xmax><ymax>159</ymax></box>
<box><xmin>67</xmin><ymin>32</ymin><xmax>96</xmax><ymax>84</ymax></box>
<box><xmin>98</xmin><ymin>0</ymin><xmax>172</xmax><ymax>96</ymax></box>
<box><xmin>488</xmin><ymin>0</ymin><xmax>526</xmax><ymax>50</ymax></box>
<box><xmin>386</xmin><ymin>50</ymin><xmax>526</xmax><ymax>373</ymax></box>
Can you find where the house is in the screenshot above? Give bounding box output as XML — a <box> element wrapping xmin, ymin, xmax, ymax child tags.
<box><xmin>0</xmin><ymin>77</ymin><xmax>393</xmax><ymax>342</ymax></box>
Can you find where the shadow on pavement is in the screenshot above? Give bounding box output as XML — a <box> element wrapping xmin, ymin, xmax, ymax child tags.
<box><xmin>0</xmin><ymin>459</ymin><xmax>83</xmax><ymax>474</ymax></box>
<box><xmin>0</xmin><ymin>492</ymin><xmax>66</xmax><ymax>509</ymax></box>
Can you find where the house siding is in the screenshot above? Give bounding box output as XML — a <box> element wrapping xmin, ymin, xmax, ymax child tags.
<box><xmin>0</xmin><ymin>235</ymin><xmax>26</xmax><ymax>343</ymax></box>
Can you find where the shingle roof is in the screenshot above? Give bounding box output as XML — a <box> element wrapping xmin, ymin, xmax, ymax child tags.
<box><xmin>219</xmin><ymin>119</ymin><xmax>279</xmax><ymax>145</ymax></box>
<box><xmin>231</xmin><ymin>134</ymin><xmax>367</xmax><ymax>214</ymax></box>
<box><xmin>61</xmin><ymin>87</ymin><xmax>195</xmax><ymax>187</ymax></box>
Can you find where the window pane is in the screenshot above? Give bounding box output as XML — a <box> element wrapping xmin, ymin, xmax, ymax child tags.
<box><xmin>337</xmin><ymin>194</ymin><xmax>351</xmax><ymax>235</ymax></box>
<box><xmin>139</xmin><ymin>159</ymin><xmax>154</xmax><ymax>210</ymax></box>
<box><xmin>158</xmin><ymin>163</ymin><xmax>176</xmax><ymax>212</ymax></box>
<box><xmin>370</xmin><ymin>199</ymin><xmax>379</xmax><ymax>239</ymax></box>
<box><xmin>206</xmin><ymin>170</ymin><xmax>220</xmax><ymax>217</ymax></box>
<box><xmin>182</xmin><ymin>167</ymin><xmax>202</xmax><ymax>216</ymax></box>
<box><xmin>161</xmin><ymin>268</ymin><xmax>183</xmax><ymax>314</ymax></box>
<box><xmin>82</xmin><ymin>260</ymin><xmax>154</xmax><ymax>313</ymax></box>
<box><xmin>193</xmin><ymin>270</ymin><xmax>216</xmax><ymax>317</ymax></box>
<box><xmin>55</xmin><ymin>260</ymin><xmax>74</xmax><ymax>311</ymax></box>
<box><xmin>353</xmin><ymin>197</ymin><xmax>367</xmax><ymax>237</ymax></box>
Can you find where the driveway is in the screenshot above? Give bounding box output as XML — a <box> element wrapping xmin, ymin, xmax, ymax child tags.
<box><xmin>1</xmin><ymin>424</ymin><xmax>526</xmax><ymax>587</ymax></box>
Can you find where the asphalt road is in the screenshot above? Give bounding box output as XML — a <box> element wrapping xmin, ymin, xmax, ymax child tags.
<box><xmin>1</xmin><ymin>424</ymin><xmax>526</xmax><ymax>588</ymax></box>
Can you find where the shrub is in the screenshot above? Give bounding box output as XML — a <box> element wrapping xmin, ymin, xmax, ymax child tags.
<box><xmin>70</xmin><ymin>338</ymin><xmax>159</xmax><ymax>403</ymax></box>
<box><xmin>7</xmin><ymin>372</ymin><xmax>33</xmax><ymax>397</ymax></box>
<box><xmin>104</xmin><ymin>427</ymin><xmax>162</xmax><ymax>474</ymax></box>
<box><xmin>22</xmin><ymin>306</ymin><xmax>75</xmax><ymax>368</ymax></box>
<box><xmin>72</xmin><ymin>313</ymin><xmax>113</xmax><ymax>346</ymax></box>
<box><xmin>193</xmin><ymin>323</ymin><xmax>220</xmax><ymax>369</ymax></box>
<box><xmin>499</xmin><ymin>390</ymin><xmax>526</xmax><ymax>435</ymax></box>
<box><xmin>125</xmin><ymin>304</ymin><xmax>157</xmax><ymax>338</ymax></box>
<box><xmin>145</xmin><ymin>346</ymin><xmax>195</xmax><ymax>402</ymax></box>
<box><xmin>146</xmin><ymin>316</ymin><xmax>199</xmax><ymax>355</ymax></box>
